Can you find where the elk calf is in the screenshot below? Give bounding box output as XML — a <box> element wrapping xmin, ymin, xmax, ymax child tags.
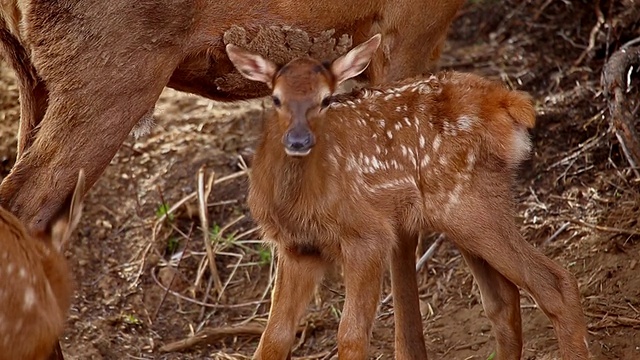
<box><xmin>0</xmin><ymin>171</ymin><xmax>84</xmax><ymax>360</ymax></box>
<box><xmin>226</xmin><ymin>35</ymin><xmax>590</xmax><ymax>360</ymax></box>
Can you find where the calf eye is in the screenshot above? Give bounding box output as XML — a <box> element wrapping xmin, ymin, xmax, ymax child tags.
<box><xmin>272</xmin><ymin>96</ymin><xmax>282</xmax><ymax>107</ymax></box>
<box><xmin>321</xmin><ymin>96</ymin><xmax>332</xmax><ymax>108</ymax></box>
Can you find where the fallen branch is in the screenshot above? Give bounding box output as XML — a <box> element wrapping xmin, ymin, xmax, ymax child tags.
<box><xmin>567</xmin><ymin>219</ymin><xmax>640</xmax><ymax>237</ymax></box>
<box><xmin>160</xmin><ymin>322</ymin><xmax>312</xmax><ymax>353</ymax></box>
<box><xmin>159</xmin><ymin>324</ymin><xmax>265</xmax><ymax>352</ymax></box>
<box><xmin>585</xmin><ymin>311</ymin><xmax>640</xmax><ymax>329</ymax></box>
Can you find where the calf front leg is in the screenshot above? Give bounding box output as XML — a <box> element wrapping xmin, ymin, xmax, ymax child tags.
<box><xmin>338</xmin><ymin>237</ymin><xmax>390</xmax><ymax>360</ymax></box>
<box><xmin>390</xmin><ymin>231</ymin><xmax>428</xmax><ymax>359</ymax></box>
<box><xmin>254</xmin><ymin>245</ymin><xmax>327</xmax><ymax>360</ymax></box>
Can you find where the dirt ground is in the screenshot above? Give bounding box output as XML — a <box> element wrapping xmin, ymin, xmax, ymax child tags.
<box><xmin>1</xmin><ymin>1</ymin><xmax>639</xmax><ymax>359</ymax></box>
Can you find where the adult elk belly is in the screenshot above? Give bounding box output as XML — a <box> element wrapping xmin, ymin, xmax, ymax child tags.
<box><xmin>0</xmin><ymin>0</ymin><xmax>464</xmax><ymax>238</ymax></box>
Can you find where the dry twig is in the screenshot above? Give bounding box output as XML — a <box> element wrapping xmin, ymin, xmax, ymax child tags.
<box><xmin>585</xmin><ymin>311</ymin><xmax>640</xmax><ymax>329</ymax></box>
<box><xmin>574</xmin><ymin>0</ymin><xmax>604</xmax><ymax>67</ymax></box>
<box><xmin>131</xmin><ymin>169</ymin><xmax>249</xmax><ymax>286</ymax></box>
<box><xmin>567</xmin><ymin>219</ymin><xmax>640</xmax><ymax>237</ymax></box>
<box><xmin>381</xmin><ymin>234</ymin><xmax>445</xmax><ymax>305</ymax></box>
<box><xmin>196</xmin><ymin>167</ymin><xmax>225</xmax><ymax>299</ymax></box>
<box><xmin>152</xmin><ymin>224</ymin><xmax>194</xmax><ymax>322</ymax></box>
<box><xmin>150</xmin><ymin>267</ymin><xmax>270</xmax><ymax>309</ymax></box>
<box><xmin>159</xmin><ymin>324</ymin><xmax>265</xmax><ymax>352</ymax></box>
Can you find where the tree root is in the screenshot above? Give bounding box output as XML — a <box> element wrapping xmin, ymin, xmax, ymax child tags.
<box><xmin>602</xmin><ymin>44</ymin><xmax>640</xmax><ymax>178</ymax></box>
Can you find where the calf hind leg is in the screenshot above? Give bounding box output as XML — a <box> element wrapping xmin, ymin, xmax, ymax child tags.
<box><xmin>390</xmin><ymin>231</ymin><xmax>428</xmax><ymax>360</ymax></box>
<box><xmin>459</xmin><ymin>249</ymin><xmax>523</xmax><ymax>360</ymax></box>
<box><xmin>448</xmin><ymin>203</ymin><xmax>589</xmax><ymax>360</ymax></box>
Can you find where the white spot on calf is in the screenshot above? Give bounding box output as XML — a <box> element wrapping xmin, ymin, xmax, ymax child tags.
<box><xmin>23</xmin><ymin>287</ymin><xmax>36</xmax><ymax>311</ymax></box>
<box><xmin>371</xmin><ymin>157</ymin><xmax>381</xmax><ymax>170</ymax></box>
<box><xmin>419</xmin><ymin>135</ymin><xmax>426</xmax><ymax>149</ymax></box>
<box><xmin>394</xmin><ymin>123</ymin><xmax>402</xmax><ymax>131</ymax></box>
<box><xmin>6</xmin><ymin>263</ymin><xmax>14</xmax><ymax>275</ymax></box>
<box><xmin>466</xmin><ymin>151</ymin><xmax>476</xmax><ymax>171</ymax></box>
<box><xmin>420</xmin><ymin>155</ymin><xmax>431</xmax><ymax>167</ymax></box>
<box><xmin>369</xmin><ymin>176</ymin><xmax>417</xmax><ymax>191</ymax></box>
<box><xmin>457</xmin><ymin>115</ymin><xmax>475</xmax><ymax>131</ymax></box>
<box><xmin>387</xmin><ymin>131</ymin><xmax>393</xmax><ymax>139</ymax></box>
<box><xmin>18</xmin><ymin>267</ymin><xmax>26</xmax><ymax>279</ymax></box>
<box><xmin>328</xmin><ymin>153</ymin><xmax>338</xmax><ymax>167</ymax></box>
<box><xmin>443</xmin><ymin>183</ymin><xmax>465</xmax><ymax>215</ymax></box>
<box><xmin>433</xmin><ymin>135</ymin><xmax>441</xmax><ymax>152</ymax></box>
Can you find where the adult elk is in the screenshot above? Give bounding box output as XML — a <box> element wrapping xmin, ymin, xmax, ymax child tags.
<box><xmin>226</xmin><ymin>35</ymin><xmax>591</xmax><ymax>359</ymax></box>
<box><xmin>0</xmin><ymin>0</ymin><xmax>464</xmax><ymax>237</ymax></box>
<box><xmin>0</xmin><ymin>170</ymin><xmax>84</xmax><ymax>360</ymax></box>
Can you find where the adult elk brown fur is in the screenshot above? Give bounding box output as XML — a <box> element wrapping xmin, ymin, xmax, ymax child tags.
<box><xmin>226</xmin><ymin>35</ymin><xmax>591</xmax><ymax>359</ymax></box>
<box><xmin>0</xmin><ymin>170</ymin><xmax>84</xmax><ymax>360</ymax></box>
<box><xmin>0</xmin><ymin>0</ymin><xmax>464</xmax><ymax>238</ymax></box>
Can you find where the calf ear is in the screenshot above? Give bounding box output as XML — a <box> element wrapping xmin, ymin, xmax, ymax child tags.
<box><xmin>330</xmin><ymin>34</ymin><xmax>382</xmax><ymax>86</ymax></box>
<box><xmin>226</xmin><ymin>44</ymin><xmax>278</xmax><ymax>88</ymax></box>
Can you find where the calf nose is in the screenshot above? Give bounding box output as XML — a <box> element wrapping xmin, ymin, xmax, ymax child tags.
<box><xmin>283</xmin><ymin>128</ymin><xmax>314</xmax><ymax>156</ymax></box>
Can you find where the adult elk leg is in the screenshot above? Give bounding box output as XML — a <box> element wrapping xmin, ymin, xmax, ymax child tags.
<box><xmin>448</xmin><ymin>198</ymin><xmax>590</xmax><ymax>360</ymax></box>
<box><xmin>254</xmin><ymin>246</ymin><xmax>327</xmax><ymax>360</ymax></box>
<box><xmin>338</xmin><ymin>238</ymin><xmax>389</xmax><ymax>360</ymax></box>
<box><xmin>0</xmin><ymin>53</ymin><xmax>180</xmax><ymax>235</ymax></box>
<box><xmin>458</xmin><ymin>249</ymin><xmax>523</xmax><ymax>360</ymax></box>
<box><xmin>390</xmin><ymin>231</ymin><xmax>428</xmax><ymax>360</ymax></box>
